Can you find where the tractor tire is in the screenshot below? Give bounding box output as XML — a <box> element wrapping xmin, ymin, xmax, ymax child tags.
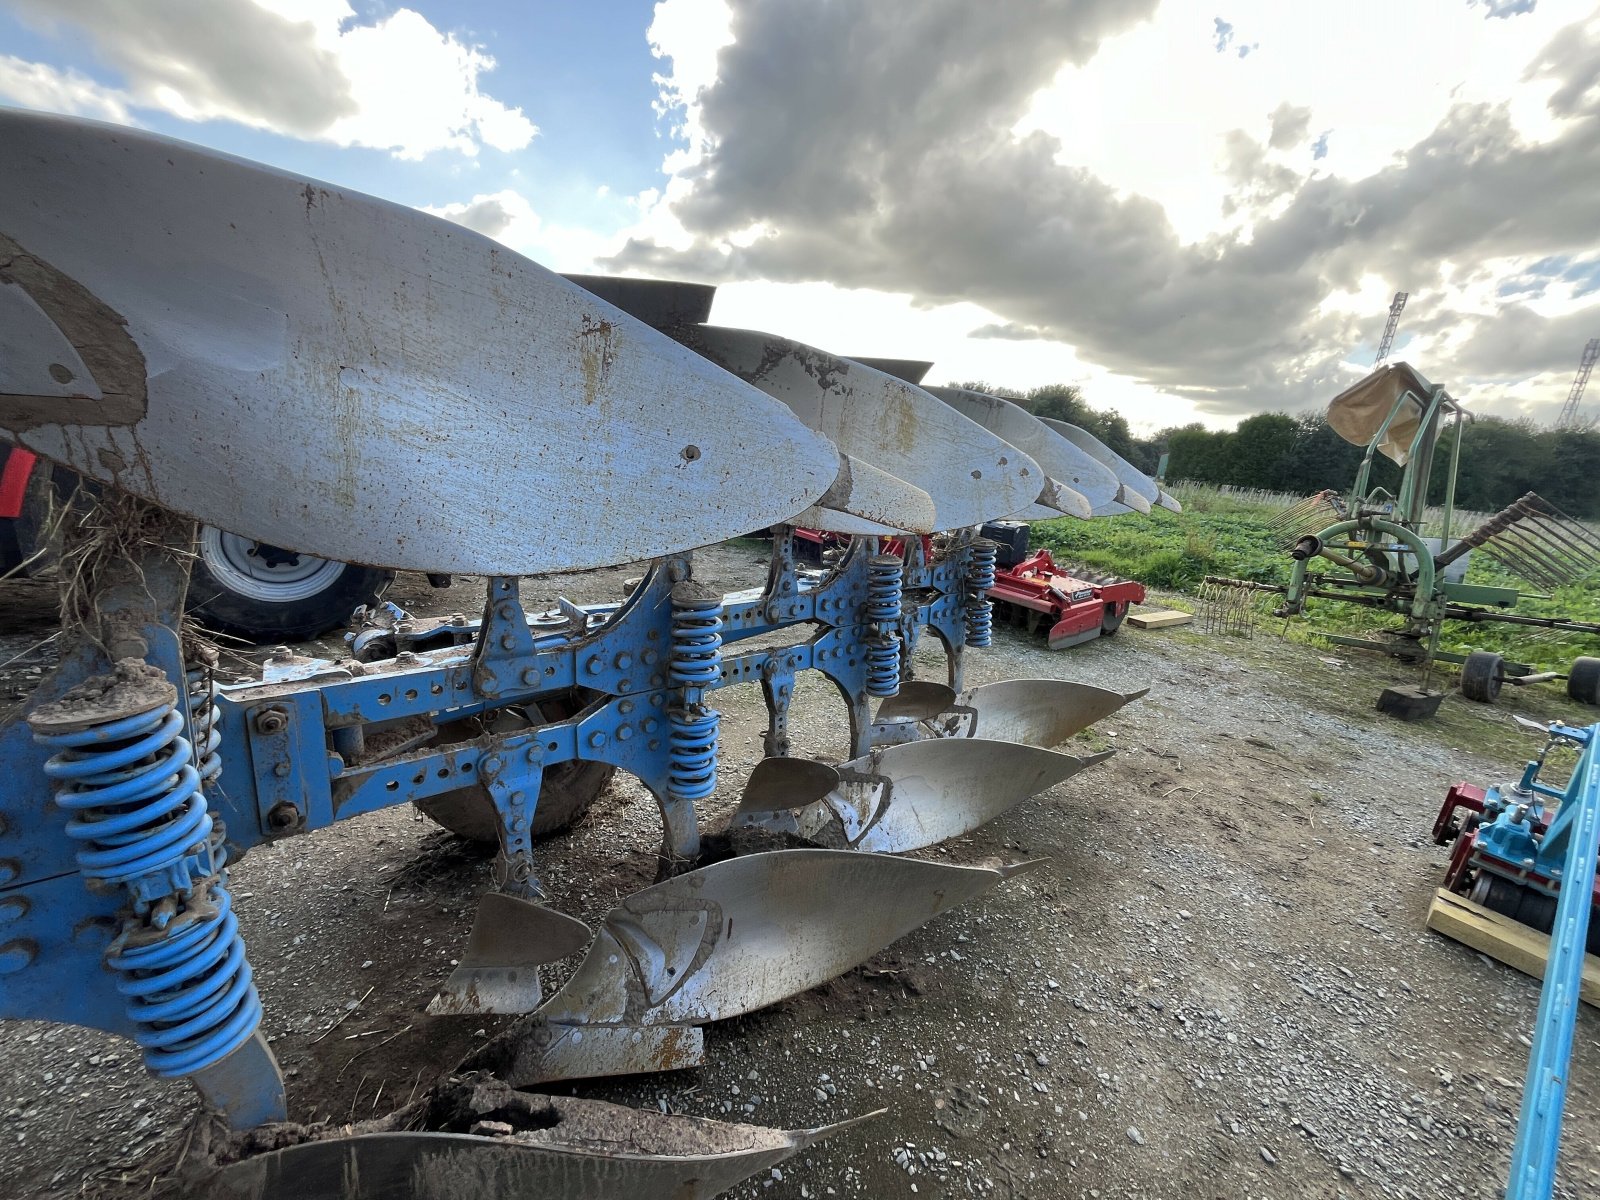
<box><xmin>414</xmin><ymin>689</ymin><xmax>615</xmax><ymax>842</ymax></box>
<box><xmin>1460</xmin><ymin>650</ymin><xmax>1505</xmax><ymax>704</ymax></box>
<box><xmin>1568</xmin><ymin>656</ymin><xmax>1600</xmax><ymax>706</ymax></box>
<box><xmin>188</xmin><ymin>526</ymin><xmax>393</xmax><ymax>642</ymax></box>
<box><xmin>415</xmin><ymin>759</ymin><xmax>616</xmax><ymax>842</ymax></box>
<box><xmin>1102</xmin><ymin>601</ymin><xmax>1128</xmax><ymax>636</ymax></box>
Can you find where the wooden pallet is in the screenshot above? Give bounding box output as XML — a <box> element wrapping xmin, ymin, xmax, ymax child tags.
<box><xmin>1127</xmin><ymin>609</ymin><xmax>1193</xmax><ymax>630</ymax></box>
<box><xmin>1425</xmin><ymin>888</ymin><xmax>1600</xmax><ymax>1009</ymax></box>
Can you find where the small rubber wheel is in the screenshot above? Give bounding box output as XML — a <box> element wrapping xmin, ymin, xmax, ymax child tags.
<box><xmin>415</xmin><ymin>690</ymin><xmax>615</xmax><ymax>842</ymax></box>
<box><xmin>1459</xmin><ymin>650</ymin><xmax>1504</xmax><ymax>703</ymax></box>
<box><xmin>1568</xmin><ymin>656</ymin><xmax>1600</xmax><ymax>706</ymax></box>
<box><xmin>1102</xmin><ymin>601</ymin><xmax>1128</xmax><ymax>636</ymax></box>
<box><xmin>188</xmin><ymin>526</ymin><xmax>393</xmax><ymax>642</ymax></box>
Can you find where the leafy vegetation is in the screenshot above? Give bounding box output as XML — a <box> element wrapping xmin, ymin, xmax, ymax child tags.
<box><xmin>1030</xmin><ymin>486</ymin><xmax>1600</xmax><ymax>674</ymax></box>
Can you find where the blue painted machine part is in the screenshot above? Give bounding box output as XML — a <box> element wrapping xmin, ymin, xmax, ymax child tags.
<box><xmin>1505</xmin><ymin>722</ymin><xmax>1600</xmax><ymax>1200</ymax></box>
<box><xmin>0</xmin><ymin>530</ymin><xmax>992</xmax><ymax>1129</ymax></box>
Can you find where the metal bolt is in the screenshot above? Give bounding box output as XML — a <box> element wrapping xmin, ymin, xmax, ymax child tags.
<box><xmin>0</xmin><ymin>860</ymin><xmax>20</xmax><ymax>887</ymax></box>
<box><xmin>509</xmin><ymin>791</ymin><xmax>527</xmax><ymax>807</ymax></box>
<box><xmin>615</xmin><ymin>653</ymin><xmax>632</xmax><ymax>670</ymax></box>
<box><xmin>253</xmin><ymin>708</ymin><xmax>288</xmax><ymax>735</ymax></box>
<box><xmin>266</xmin><ymin>802</ymin><xmax>300</xmax><ymax>832</ymax></box>
<box><xmin>483</xmin><ymin>755</ymin><xmax>503</xmax><ymax>774</ymax></box>
<box><xmin>585</xmin><ymin>655</ymin><xmax>602</xmax><ymax>675</ymax></box>
<box><xmin>0</xmin><ymin>897</ymin><xmax>28</xmax><ymax>923</ymax></box>
<box><xmin>588</xmin><ymin>731</ymin><xmax>607</xmax><ymax>748</ymax></box>
<box><xmin>619</xmin><ymin>700</ymin><xmax>635</xmax><ymax>715</ymax></box>
<box><xmin>524</xmin><ymin>745</ymin><xmax>543</xmax><ymax>764</ymax></box>
<box><xmin>499</xmin><ymin>634</ymin><xmax>516</xmax><ymax>650</ymax></box>
<box><xmin>616</xmin><ymin>725</ymin><xmax>633</xmax><ymax>741</ymax></box>
<box><xmin>522</xmin><ymin>667</ymin><xmax>542</xmax><ymax>685</ymax></box>
<box><xmin>273</xmin><ymin>761</ymin><xmax>292</xmax><ymax>778</ymax></box>
<box><xmin>0</xmin><ymin>940</ymin><xmax>36</xmax><ymax>975</ymax></box>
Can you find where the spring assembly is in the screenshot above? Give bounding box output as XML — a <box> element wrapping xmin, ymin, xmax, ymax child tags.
<box><xmin>33</xmin><ymin>688</ymin><xmax>261</xmax><ymax>1078</ymax></box>
<box><xmin>105</xmin><ymin>882</ymin><xmax>263</xmax><ymax>1078</ymax></box>
<box><xmin>865</xmin><ymin>554</ymin><xmax>904</xmax><ymax>698</ymax></box>
<box><xmin>669</xmin><ymin>590</ymin><xmax>724</xmax><ymax>687</ymax></box>
<box><xmin>37</xmin><ymin>704</ymin><xmax>212</xmax><ymax>896</ymax></box>
<box><xmin>186</xmin><ymin>665</ymin><xmax>222</xmax><ymax>788</ymax></box>
<box><xmin>668</xmin><ymin>704</ymin><xmax>720</xmax><ymax>802</ymax></box>
<box><xmin>965</xmin><ymin>539</ymin><xmax>998</xmax><ymax>648</ymax></box>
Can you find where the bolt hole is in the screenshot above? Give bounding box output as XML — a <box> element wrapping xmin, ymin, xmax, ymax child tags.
<box><xmin>681</xmin><ymin>444</ymin><xmax>701</xmax><ymax>462</ymax></box>
<box><xmin>48</xmin><ymin>363</ymin><xmax>74</xmax><ymax>384</ymax></box>
<box><xmin>385</xmin><ymin>780</ymin><xmax>398</xmax><ymax>792</ymax></box>
<box><xmin>377</xmin><ymin>694</ymin><xmax>391</xmax><ymax>705</ymax></box>
<box><xmin>404</xmin><ymin>689</ymin><xmax>418</xmax><ymax>701</ymax></box>
<box><xmin>971</xmin><ymin>470</ymin><xmax>982</xmax><ymax>480</ymax></box>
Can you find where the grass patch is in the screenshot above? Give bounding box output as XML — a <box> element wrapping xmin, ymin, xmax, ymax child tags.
<box><xmin>1030</xmin><ymin>488</ymin><xmax>1600</xmax><ymax>675</ymax></box>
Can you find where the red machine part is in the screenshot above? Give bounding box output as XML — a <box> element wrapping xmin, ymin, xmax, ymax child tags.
<box><xmin>986</xmin><ymin>548</ymin><xmax>1146</xmax><ymax>650</ymax></box>
<box><xmin>1432</xmin><ymin>780</ymin><xmax>1600</xmax><ymax>912</ymax></box>
<box><xmin>0</xmin><ymin>446</ymin><xmax>37</xmax><ymax>520</ymax></box>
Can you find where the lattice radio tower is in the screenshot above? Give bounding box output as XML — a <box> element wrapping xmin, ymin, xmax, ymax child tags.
<box><xmin>1374</xmin><ymin>291</ymin><xmax>1409</xmax><ymax>365</ymax></box>
<box><xmin>1556</xmin><ymin>338</ymin><xmax>1600</xmax><ymax>430</ymax></box>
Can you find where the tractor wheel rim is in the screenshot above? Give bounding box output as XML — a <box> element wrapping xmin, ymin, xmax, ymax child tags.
<box><xmin>198</xmin><ymin>527</ymin><xmax>346</xmax><ymax>603</ymax></box>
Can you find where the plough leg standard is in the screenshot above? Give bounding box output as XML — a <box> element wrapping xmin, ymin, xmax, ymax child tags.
<box><xmin>0</xmin><ymin>110</ymin><xmax>1157</xmax><ymax>1197</ymax></box>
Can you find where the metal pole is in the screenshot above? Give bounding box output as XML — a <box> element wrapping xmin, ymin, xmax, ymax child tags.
<box><xmin>1507</xmin><ymin>726</ymin><xmax>1600</xmax><ymax>1200</ymax></box>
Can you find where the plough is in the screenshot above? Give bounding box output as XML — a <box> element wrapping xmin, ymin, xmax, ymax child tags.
<box><xmin>0</xmin><ymin>110</ymin><xmax>1163</xmax><ymax>1197</ymax></box>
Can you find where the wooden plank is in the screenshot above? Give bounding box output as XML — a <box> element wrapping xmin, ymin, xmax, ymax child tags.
<box><xmin>1425</xmin><ymin>888</ymin><xmax>1600</xmax><ymax>1008</ymax></box>
<box><xmin>1127</xmin><ymin>610</ymin><xmax>1193</xmax><ymax>629</ymax></box>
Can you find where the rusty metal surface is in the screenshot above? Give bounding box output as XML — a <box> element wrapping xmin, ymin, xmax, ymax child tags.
<box><xmin>925</xmin><ymin>386</ymin><xmax>1119</xmax><ymax>517</ymax></box>
<box><xmin>0</xmin><ymin>110</ymin><xmax>839</xmax><ymax>573</ymax></box>
<box><xmin>533</xmin><ymin>849</ymin><xmax>1033</xmax><ymax>1028</ymax></box>
<box><xmin>206</xmin><ymin>1086</ymin><xmax>878</xmax><ymax>1200</ymax></box>
<box><xmin>746</xmin><ymin>738</ymin><xmax>1111</xmax><ymax>853</ymax></box>
<box><xmin>678</xmin><ymin>327</ymin><xmax>1043</xmax><ymax>532</ymax></box>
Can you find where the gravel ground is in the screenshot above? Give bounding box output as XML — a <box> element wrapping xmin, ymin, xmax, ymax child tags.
<box><xmin>3</xmin><ymin>542</ymin><xmax>1600</xmax><ymax>1199</ymax></box>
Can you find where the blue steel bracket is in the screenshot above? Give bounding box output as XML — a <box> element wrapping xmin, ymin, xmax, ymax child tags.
<box><xmin>477</xmin><ymin>750</ymin><xmax>546</xmax><ymax>899</ymax></box>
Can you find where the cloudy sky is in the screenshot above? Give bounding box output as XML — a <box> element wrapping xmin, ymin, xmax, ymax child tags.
<box><xmin>3</xmin><ymin>0</ymin><xmax>1598</xmax><ymax>432</ymax></box>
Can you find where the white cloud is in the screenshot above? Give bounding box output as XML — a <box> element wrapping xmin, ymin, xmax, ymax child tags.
<box><xmin>614</xmin><ymin>0</ymin><xmax>1600</xmax><ymax>431</ymax></box>
<box><xmin>0</xmin><ymin>55</ymin><xmax>131</xmax><ymax>123</ymax></box>
<box><xmin>1</xmin><ymin>0</ymin><xmax>535</xmax><ymax>159</ymax></box>
<box><xmin>423</xmin><ymin>188</ymin><xmax>622</xmax><ymax>275</ymax></box>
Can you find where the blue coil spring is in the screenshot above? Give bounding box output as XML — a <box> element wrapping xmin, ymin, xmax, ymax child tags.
<box><xmin>866</xmin><ymin>554</ymin><xmax>903</xmax><ymax>626</ymax></box>
<box><xmin>865</xmin><ymin>638</ymin><xmax>900</xmax><ymax>697</ymax></box>
<box><xmin>670</xmin><ymin>594</ymin><xmax>724</xmax><ymax>687</ymax></box>
<box><xmin>965</xmin><ymin>540</ymin><xmax>998</xmax><ymax>649</ymax></box>
<box><xmin>668</xmin><ymin>705</ymin><xmax>720</xmax><ymax>802</ymax></box>
<box><xmin>187</xmin><ymin>667</ymin><xmax>222</xmax><ymax>788</ymax></box>
<box><xmin>38</xmin><ymin>705</ymin><xmax>212</xmax><ymax>889</ymax></box>
<box><xmin>106</xmin><ymin>884</ymin><xmax>262</xmax><ymax>1078</ymax></box>
<box><xmin>36</xmin><ymin>693</ymin><xmax>260</xmax><ymax>1077</ymax></box>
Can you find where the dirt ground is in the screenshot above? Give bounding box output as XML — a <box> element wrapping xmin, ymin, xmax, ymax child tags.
<box><xmin>3</xmin><ymin>541</ymin><xmax>1600</xmax><ymax>1199</ymax></box>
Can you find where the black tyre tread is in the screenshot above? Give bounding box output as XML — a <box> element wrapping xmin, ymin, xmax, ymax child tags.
<box><xmin>1460</xmin><ymin>650</ymin><xmax>1504</xmax><ymax>704</ymax></box>
<box><xmin>1101</xmin><ymin>602</ymin><xmax>1128</xmax><ymax>636</ymax></box>
<box><xmin>1568</xmin><ymin>656</ymin><xmax>1600</xmax><ymax>706</ymax></box>
<box><xmin>415</xmin><ymin>760</ymin><xmax>616</xmax><ymax>842</ymax></box>
<box><xmin>187</xmin><ymin>556</ymin><xmax>393</xmax><ymax>642</ymax></box>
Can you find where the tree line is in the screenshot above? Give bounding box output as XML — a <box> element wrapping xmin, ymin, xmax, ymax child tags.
<box><xmin>964</xmin><ymin>382</ymin><xmax>1600</xmax><ymax>519</ymax></box>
